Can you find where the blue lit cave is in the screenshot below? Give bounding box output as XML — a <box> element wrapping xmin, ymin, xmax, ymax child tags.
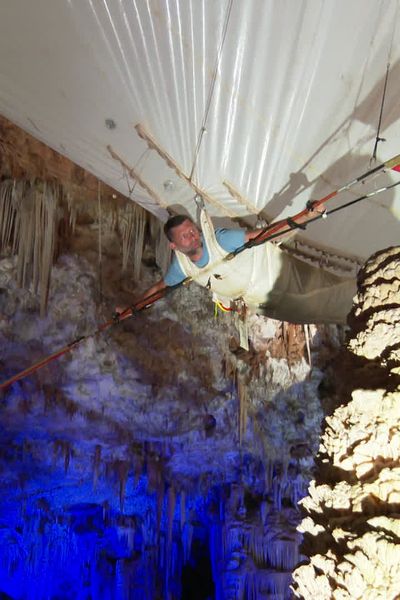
<box><xmin>0</xmin><ymin>221</ymin><xmax>332</xmax><ymax>600</ymax></box>
<box><xmin>0</xmin><ymin>122</ymin><xmax>341</xmax><ymax>599</ymax></box>
<box><xmin>0</xmin><ymin>377</ymin><xmax>316</xmax><ymax>600</ymax></box>
<box><xmin>0</xmin><ymin>226</ymin><xmax>330</xmax><ymax>599</ymax></box>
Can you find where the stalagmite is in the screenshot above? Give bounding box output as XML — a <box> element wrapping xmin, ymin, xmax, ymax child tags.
<box><xmin>292</xmin><ymin>246</ymin><xmax>400</xmax><ymax>600</ymax></box>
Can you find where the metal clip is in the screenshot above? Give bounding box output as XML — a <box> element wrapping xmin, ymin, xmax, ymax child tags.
<box><xmin>194</xmin><ymin>194</ymin><xmax>205</xmax><ymax>210</ymax></box>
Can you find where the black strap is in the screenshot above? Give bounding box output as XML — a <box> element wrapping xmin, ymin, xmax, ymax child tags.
<box><xmin>287</xmin><ymin>217</ymin><xmax>306</xmax><ymax>230</ymax></box>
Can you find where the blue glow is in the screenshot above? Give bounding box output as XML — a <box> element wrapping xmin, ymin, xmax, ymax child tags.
<box><xmin>0</xmin><ymin>387</ymin><xmax>305</xmax><ymax>599</ymax></box>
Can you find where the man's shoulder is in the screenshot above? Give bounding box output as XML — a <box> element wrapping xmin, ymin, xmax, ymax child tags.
<box><xmin>165</xmin><ymin>253</ymin><xmax>185</xmax><ymax>286</ymax></box>
<box><xmin>215</xmin><ymin>227</ymin><xmax>245</xmax><ymax>252</ymax></box>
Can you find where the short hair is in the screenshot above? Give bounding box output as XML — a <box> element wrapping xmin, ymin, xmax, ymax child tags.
<box><xmin>163</xmin><ymin>215</ymin><xmax>193</xmax><ymax>242</ymax></box>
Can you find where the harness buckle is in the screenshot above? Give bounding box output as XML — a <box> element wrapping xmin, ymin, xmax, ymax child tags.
<box><xmin>194</xmin><ymin>194</ymin><xmax>205</xmax><ymax>210</ymax></box>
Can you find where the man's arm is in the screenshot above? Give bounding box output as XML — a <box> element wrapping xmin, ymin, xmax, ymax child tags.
<box><xmin>138</xmin><ymin>279</ymin><xmax>167</xmax><ymax>305</ymax></box>
<box><xmin>116</xmin><ymin>279</ymin><xmax>167</xmax><ymax>319</ymax></box>
<box><xmin>245</xmin><ymin>203</ymin><xmax>325</xmax><ymax>243</ymax></box>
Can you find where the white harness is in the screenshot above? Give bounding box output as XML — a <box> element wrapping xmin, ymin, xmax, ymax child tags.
<box><xmin>174</xmin><ymin>209</ymin><xmax>356</xmax><ymax>324</ymax></box>
<box><xmin>174</xmin><ymin>209</ymin><xmax>279</xmax><ymax>308</ymax></box>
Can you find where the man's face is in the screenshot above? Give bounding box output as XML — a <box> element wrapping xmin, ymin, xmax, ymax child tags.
<box><xmin>169</xmin><ymin>219</ymin><xmax>202</xmax><ymax>257</ymax></box>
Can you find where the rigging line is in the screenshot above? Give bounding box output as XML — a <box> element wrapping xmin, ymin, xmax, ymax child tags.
<box><xmin>371</xmin><ymin>62</ymin><xmax>390</xmax><ymax>163</ymax></box>
<box><xmin>371</xmin><ymin>2</ymin><xmax>398</xmax><ymax>162</ymax></box>
<box><xmin>188</xmin><ymin>0</ymin><xmax>234</xmax><ymax>183</ymax></box>
<box><xmin>119</xmin><ymin>148</ymin><xmax>151</xmax><ymax>198</ymax></box>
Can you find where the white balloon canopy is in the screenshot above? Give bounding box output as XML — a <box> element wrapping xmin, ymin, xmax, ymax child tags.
<box><xmin>0</xmin><ymin>0</ymin><xmax>399</xmax><ymax>261</ymax></box>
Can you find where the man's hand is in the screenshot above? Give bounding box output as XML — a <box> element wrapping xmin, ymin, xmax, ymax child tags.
<box><xmin>113</xmin><ymin>306</ymin><xmax>133</xmax><ymax>322</ymax></box>
<box><xmin>113</xmin><ymin>279</ymin><xmax>167</xmax><ymax>321</ymax></box>
<box><xmin>307</xmin><ymin>201</ymin><xmax>326</xmax><ymax>216</ymax></box>
<box><xmin>245</xmin><ymin>201</ymin><xmax>327</xmax><ymax>245</ymax></box>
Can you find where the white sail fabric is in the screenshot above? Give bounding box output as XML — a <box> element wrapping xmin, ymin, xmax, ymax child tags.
<box><xmin>0</xmin><ymin>0</ymin><xmax>399</xmax><ymax>264</ymax></box>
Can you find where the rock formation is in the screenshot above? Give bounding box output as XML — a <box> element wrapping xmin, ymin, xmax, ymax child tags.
<box><xmin>292</xmin><ymin>246</ymin><xmax>400</xmax><ymax>600</ymax></box>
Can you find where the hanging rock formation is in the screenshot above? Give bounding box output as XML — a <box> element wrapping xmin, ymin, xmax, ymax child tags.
<box><xmin>292</xmin><ymin>246</ymin><xmax>400</xmax><ymax>600</ymax></box>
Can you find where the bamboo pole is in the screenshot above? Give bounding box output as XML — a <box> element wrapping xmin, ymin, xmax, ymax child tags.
<box><xmin>134</xmin><ymin>123</ymin><xmax>238</xmax><ymax>219</ymax></box>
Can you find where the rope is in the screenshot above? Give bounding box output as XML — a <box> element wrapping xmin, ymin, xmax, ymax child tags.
<box><xmin>122</xmin><ymin>148</ymin><xmax>150</xmax><ymax>198</ymax></box>
<box><xmin>188</xmin><ymin>0</ymin><xmax>234</xmax><ymax>183</ymax></box>
<box><xmin>371</xmin><ymin>63</ymin><xmax>390</xmax><ymax>163</ymax></box>
<box><xmin>371</xmin><ymin>4</ymin><xmax>398</xmax><ymax>162</ymax></box>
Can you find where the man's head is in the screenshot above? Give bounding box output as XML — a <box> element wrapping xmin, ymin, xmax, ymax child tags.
<box><xmin>164</xmin><ymin>215</ymin><xmax>202</xmax><ymax>258</ymax></box>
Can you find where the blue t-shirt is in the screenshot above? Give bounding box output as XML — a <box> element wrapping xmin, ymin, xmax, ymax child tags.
<box><xmin>164</xmin><ymin>228</ymin><xmax>246</xmax><ymax>286</ymax></box>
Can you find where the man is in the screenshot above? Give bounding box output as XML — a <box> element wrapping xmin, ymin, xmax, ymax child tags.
<box><xmin>123</xmin><ymin>206</ymin><xmax>356</xmax><ymax>324</ymax></box>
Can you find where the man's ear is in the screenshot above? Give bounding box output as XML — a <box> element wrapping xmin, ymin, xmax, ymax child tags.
<box><xmin>169</xmin><ymin>241</ymin><xmax>176</xmax><ymax>251</ymax></box>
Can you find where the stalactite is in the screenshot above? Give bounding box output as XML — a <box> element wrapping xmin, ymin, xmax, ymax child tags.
<box><xmin>119</xmin><ymin>203</ymin><xmax>146</xmax><ymax>279</ymax></box>
<box><xmin>63</xmin><ymin>442</ymin><xmax>71</xmax><ymax>473</ymax></box>
<box><xmin>66</xmin><ymin>191</ymin><xmax>78</xmax><ymax>233</ymax></box>
<box><xmin>0</xmin><ymin>177</ymin><xmax>154</xmax><ymax>317</ymax></box>
<box><xmin>116</xmin><ymin>460</ymin><xmax>130</xmax><ymax>511</ymax></box>
<box><xmin>181</xmin><ymin>521</ymin><xmax>193</xmax><ymax>564</ymax></box>
<box><xmin>156</xmin><ymin>482</ymin><xmax>164</xmax><ymax>534</ymax></box>
<box><xmin>132</xmin><ymin>447</ymin><xmax>144</xmax><ymax>487</ymax></box>
<box><xmin>150</xmin><ymin>216</ymin><xmax>171</xmax><ymax>275</ymax></box>
<box><xmin>244</xmin><ymin>573</ymin><xmax>257</xmax><ymax>600</ymax></box>
<box><xmin>146</xmin><ymin>453</ymin><xmax>163</xmax><ymax>492</ymax></box>
<box><xmin>222</xmin><ymin>351</ymin><xmax>237</xmax><ymax>381</ymax></box>
<box><xmin>93</xmin><ymin>444</ymin><xmax>102</xmax><ymax>489</ymax></box>
<box><xmin>52</xmin><ymin>440</ymin><xmax>72</xmax><ymax>473</ymax></box>
<box><xmin>264</xmin><ymin>461</ymin><xmax>274</xmax><ymax>497</ymax></box>
<box><xmin>167</xmin><ymin>485</ymin><xmax>176</xmax><ymax>546</ymax></box>
<box><xmin>0</xmin><ymin>179</ymin><xmax>62</xmax><ymax>315</ymax></box>
<box><xmin>17</xmin><ymin>182</ymin><xmax>60</xmax><ymax>315</ymax></box>
<box><xmin>180</xmin><ymin>490</ymin><xmax>186</xmax><ymax>531</ymax></box>
<box><xmin>115</xmin><ymin>558</ymin><xmax>126</xmax><ymax>600</ymax></box>
<box><xmin>0</xmin><ymin>179</ymin><xmax>17</xmax><ymax>251</ymax></box>
<box><xmin>238</xmin><ymin>378</ymin><xmax>248</xmax><ymax>445</ymax></box>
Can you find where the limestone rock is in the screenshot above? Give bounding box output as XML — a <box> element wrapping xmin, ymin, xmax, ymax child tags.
<box><xmin>348</xmin><ymin>246</ymin><xmax>400</xmax><ymax>364</ymax></box>
<box><xmin>292</xmin><ymin>247</ymin><xmax>400</xmax><ymax>599</ymax></box>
